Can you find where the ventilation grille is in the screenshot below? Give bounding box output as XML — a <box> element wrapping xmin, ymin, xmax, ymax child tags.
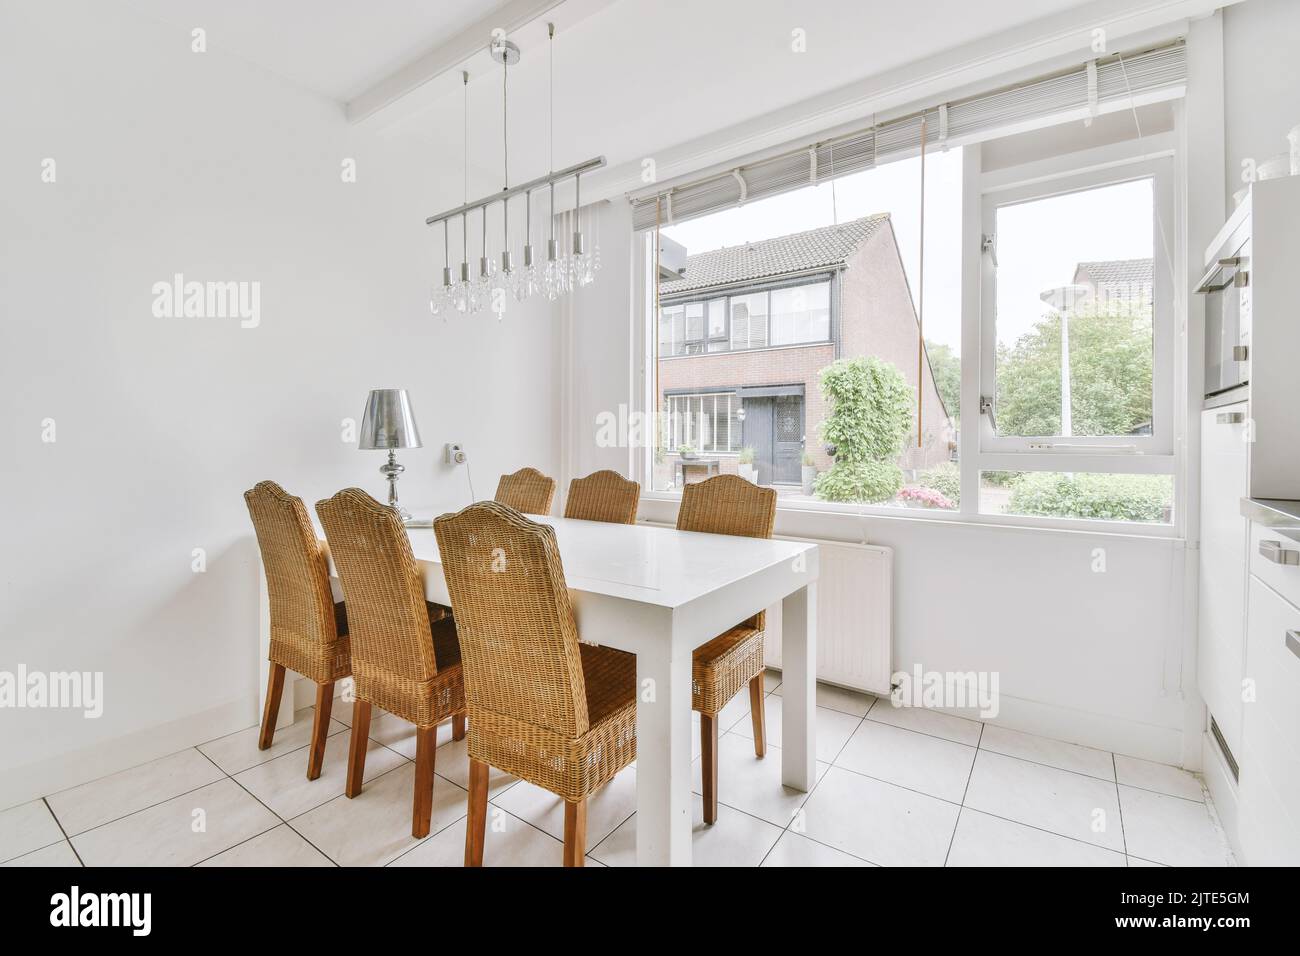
<box><xmin>1209</xmin><ymin>715</ymin><xmax>1240</xmax><ymax>781</ymax></box>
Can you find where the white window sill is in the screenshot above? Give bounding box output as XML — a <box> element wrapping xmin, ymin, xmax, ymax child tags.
<box><xmin>639</xmin><ymin>489</ymin><xmax>1182</xmax><ymax>540</ymax></box>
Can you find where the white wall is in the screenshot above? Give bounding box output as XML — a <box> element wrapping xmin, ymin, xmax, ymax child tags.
<box><xmin>0</xmin><ymin>1</ymin><xmax>557</xmax><ymax>806</ymax></box>
<box><xmin>1222</xmin><ymin>0</ymin><xmax>1300</xmax><ymax>205</ymax></box>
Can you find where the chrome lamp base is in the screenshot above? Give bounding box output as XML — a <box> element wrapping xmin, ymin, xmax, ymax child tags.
<box><xmin>379</xmin><ymin>449</ymin><xmax>411</xmax><ymax>521</ymax></box>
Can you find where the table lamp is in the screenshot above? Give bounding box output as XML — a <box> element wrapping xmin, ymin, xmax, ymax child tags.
<box><xmin>358</xmin><ymin>388</ymin><xmax>421</xmax><ymax>521</ymax></box>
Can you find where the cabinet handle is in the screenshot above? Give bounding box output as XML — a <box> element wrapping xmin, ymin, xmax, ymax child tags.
<box><xmin>1259</xmin><ymin>539</ymin><xmax>1300</xmax><ymax>565</ymax></box>
<box><xmin>1288</xmin><ymin>631</ymin><xmax>1300</xmax><ymax>661</ymax></box>
<box><xmin>1216</xmin><ymin>411</ymin><xmax>1245</xmax><ymax>424</ymax></box>
<box><xmin>1232</xmin><ymin>345</ymin><xmax>1249</xmax><ymax>362</ymax></box>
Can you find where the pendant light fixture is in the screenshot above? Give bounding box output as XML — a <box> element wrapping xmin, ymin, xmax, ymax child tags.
<box><xmin>426</xmin><ymin>22</ymin><xmax>604</xmax><ymax>317</ymax></box>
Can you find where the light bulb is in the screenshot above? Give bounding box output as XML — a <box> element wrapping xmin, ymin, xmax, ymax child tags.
<box><xmin>513</xmin><ymin>262</ymin><xmax>538</xmax><ymax>301</ymax></box>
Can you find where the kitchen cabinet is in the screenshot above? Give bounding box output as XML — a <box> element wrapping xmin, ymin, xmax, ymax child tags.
<box><xmin>1197</xmin><ymin>403</ymin><xmax>1249</xmax><ymax>757</ymax></box>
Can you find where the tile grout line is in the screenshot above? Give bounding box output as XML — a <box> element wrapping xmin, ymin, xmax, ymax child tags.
<box><xmin>1113</xmin><ymin>752</ymin><xmax>1130</xmax><ymax>859</ymax></box>
<box><xmin>756</xmin><ymin>693</ymin><xmax>877</xmax><ymax>867</ymax></box>
<box><xmin>42</xmin><ymin>797</ymin><xmax>84</xmax><ymax>867</ymax></box>
<box><xmin>283</xmin><ymin>761</ymin><xmax>450</xmax><ymax>866</ymax></box>
<box><xmin>384</xmin><ymin>810</ymin><xmax>469</xmax><ymax>867</ymax></box>
<box><xmin>46</xmin><ymin>752</ymin><xmax>232</xmax><ymax>842</ymax></box>
<box><xmin>828</xmin><ymin>756</ymin><xmax>1129</xmax><ymax>860</ymax></box>
<box><xmin>943</xmin><ymin>721</ymin><xmax>985</xmax><ymax>866</ymax></box>
<box><xmin>193</xmin><ymin>746</ymin><xmax>322</xmax><ymax>867</ymax></box>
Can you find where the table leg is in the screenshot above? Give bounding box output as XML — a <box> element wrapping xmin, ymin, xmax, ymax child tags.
<box><xmin>257</xmin><ymin>553</ymin><xmax>293</xmax><ymax>731</ymax></box>
<box><xmin>781</xmin><ymin>583</ymin><xmax>817</xmax><ymax>790</ymax></box>
<box><xmin>633</xmin><ymin>639</ymin><xmax>694</xmax><ymax>866</ymax></box>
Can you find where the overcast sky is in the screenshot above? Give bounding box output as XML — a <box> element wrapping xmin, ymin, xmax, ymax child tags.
<box><xmin>661</xmin><ymin>147</ymin><xmax>1156</xmax><ymax>356</ymax></box>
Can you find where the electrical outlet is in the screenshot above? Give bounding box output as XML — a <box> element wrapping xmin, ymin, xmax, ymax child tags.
<box><xmin>445</xmin><ymin>442</ymin><xmax>467</xmax><ymax>466</ymax></box>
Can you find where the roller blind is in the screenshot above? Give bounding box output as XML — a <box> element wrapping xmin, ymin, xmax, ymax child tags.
<box><xmin>631</xmin><ymin>42</ymin><xmax>1185</xmax><ymax>231</ymax></box>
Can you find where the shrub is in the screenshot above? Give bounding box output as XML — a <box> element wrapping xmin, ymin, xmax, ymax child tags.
<box><xmin>981</xmin><ymin>470</ymin><xmax>1017</xmax><ymax>487</ymax></box>
<box><xmin>814</xmin><ymin>357</ymin><xmax>913</xmax><ymax>504</ymax></box>
<box><xmin>1006</xmin><ymin>472</ymin><xmax>1171</xmax><ymax>522</ymax></box>
<box><xmin>737</xmin><ymin>446</ymin><xmax>755</xmax><ymax>465</ymax></box>
<box><xmin>817</xmin><ymin>357</ymin><xmax>914</xmax><ymax>462</ymax></box>
<box><xmin>918</xmin><ymin>461</ymin><xmax>960</xmax><ymax>503</ymax></box>
<box><xmin>813</xmin><ymin>459</ymin><xmax>904</xmax><ymax>503</ymax></box>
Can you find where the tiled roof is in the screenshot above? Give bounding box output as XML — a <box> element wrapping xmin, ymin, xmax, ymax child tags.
<box><xmin>1074</xmin><ymin>258</ymin><xmax>1153</xmax><ymax>291</ymax></box>
<box><xmin>659</xmin><ymin>214</ymin><xmax>890</xmax><ymax>296</ymax></box>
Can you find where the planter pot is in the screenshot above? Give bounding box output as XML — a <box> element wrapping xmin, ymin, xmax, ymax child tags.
<box><xmin>738</xmin><ymin>464</ymin><xmax>757</xmax><ymax>484</ymax></box>
<box><xmin>801</xmin><ymin>466</ymin><xmax>817</xmax><ymax>496</ymax></box>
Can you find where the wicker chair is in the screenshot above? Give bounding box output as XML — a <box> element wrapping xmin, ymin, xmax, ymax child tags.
<box><xmin>676</xmin><ymin>474</ymin><xmax>777</xmax><ymax>824</ymax></box>
<box><xmin>434</xmin><ymin>501</ymin><xmax>636</xmax><ymax>867</ymax></box>
<box><xmin>563</xmin><ymin>469</ymin><xmax>640</xmax><ymax>524</ymax></box>
<box><xmin>244</xmin><ymin>480</ymin><xmax>351</xmax><ymax>780</ymax></box>
<box><xmin>493</xmin><ymin>467</ymin><xmax>556</xmax><ymax>515</ymax></box>
<box><xmin>315</xmin><ymin>488</ymin><xmax>466</xmax><ymax>838</ymax></box>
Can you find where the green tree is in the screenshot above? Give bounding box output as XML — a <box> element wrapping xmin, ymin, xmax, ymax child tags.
<box><xmin>925</xmin><ymin>340</ymin><xmax>960</xmax><ymax>422</ymax></box>
<box><xmin>996</xmin><ymin>304</ymin><xmax>1152</xmax><ymax>437</ymax></box>
<box><xmin>813</xmin><ymin>356</ymin><xmax>914</xmax><ymax>503</ymax></box>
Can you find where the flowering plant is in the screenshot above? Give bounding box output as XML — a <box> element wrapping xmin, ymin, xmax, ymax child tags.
<box><xmin>896</xmin><ymin>485</ymin><xmax>955</xmax><ymax>510</ymax></box>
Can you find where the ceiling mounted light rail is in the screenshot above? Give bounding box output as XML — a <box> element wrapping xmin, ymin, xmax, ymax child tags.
<box><xmin>428</xmin><ymin>22</ymin><xmax>604</xmax><ymax>318</ymax></box>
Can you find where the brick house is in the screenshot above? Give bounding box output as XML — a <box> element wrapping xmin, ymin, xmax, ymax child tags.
<box><xmin>656</xmin><ymin>214</ymin><xmax>953</xmax><ymax>490</ymax></box>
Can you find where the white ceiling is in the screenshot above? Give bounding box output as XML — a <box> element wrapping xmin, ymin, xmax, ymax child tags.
<box><xmin>118</xmin><ymin>0</ymin><xmax>1183</xmax><ymax>205</ymax></box>
<box><xmin>122</xmin><ymin>0</ymin><xmax>519</xmax><ymax>101</ymax></box>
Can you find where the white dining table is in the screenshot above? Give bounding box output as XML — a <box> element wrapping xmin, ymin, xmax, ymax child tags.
<box><xmin>261</xmin><ymin>513</ymin><xmax>818</xmax><ymax>866</ymax></box>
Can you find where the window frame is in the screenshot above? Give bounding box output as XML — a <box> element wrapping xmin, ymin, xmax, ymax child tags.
<box><xmin>978</xmin><ymin>159</ymin><xmax>1175</xmax><ymax>459</ymax></box>
<box><xmin>634</xmin><ymin>132</ymin><xmax>1186</xmax><ymax>538</ymax></box>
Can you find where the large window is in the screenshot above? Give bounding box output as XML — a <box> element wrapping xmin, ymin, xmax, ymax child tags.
<box><xmin>658</xmin><ymin>280</ymin><xmax>830</xmax><ymax>357</ymax></box>
<box><xmin>641</xmin><ymin>110</ymin><xmax>1181</xmax><ymax>534</ymax></box>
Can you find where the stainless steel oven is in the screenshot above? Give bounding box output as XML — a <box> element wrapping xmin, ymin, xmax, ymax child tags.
<box><xmin>1196</xmin><ymin>209</ymin><xmax>1252</xmax><ymax>398</ymax></box>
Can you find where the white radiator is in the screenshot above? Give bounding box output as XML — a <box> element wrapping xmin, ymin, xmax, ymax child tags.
<box><xmin>763</xmin><ymin>536</ymin><xmax>893</xmax><ymax>696</ymax></box>
<box><xmin>644</xmin><ymin>521</ymin><xmax>893</xmax><ymax>696</ymax></box>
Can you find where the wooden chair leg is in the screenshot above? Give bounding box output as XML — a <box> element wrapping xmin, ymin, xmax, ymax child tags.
<box><xmin>258</xmin><ymin>663</ymin><xmax>286</xmax><ymax>751</ymax></box>
<box><xmin>465</xmin><ymin>758</ymin><xmax>489</xmax><ymax>867</ymax></box>
<box><xmin>345</xmin><ymin>700</ymin><xmax>371</xmax><ymax>798</ymax></box>
<box><xmin>749</xmin><ymin>675</ymin><xmax>767</xmax><ymax>759</ymax></box>
<box><xmin>701</xmin><ymin>712</ymin><xmax>719</xmax><ymax>825</ymax></box>
<box><xmin>306</xmin><ymin>681</ymin><xmax>334</xmax><ymax>780</ymax></box>
<box><xmin>452</xmin><ymin>712</ymin><xmax>466</xmax><ymax>741</ymax></box>
<box><xmin>412</xmin><ymin>725</ymin><xmax>437</xmax><ymax>838</ymax></box>
<box><xmin>563</xmin><ymin>798</ymin><xmax>587</xmax><ymax>867</ymax></box>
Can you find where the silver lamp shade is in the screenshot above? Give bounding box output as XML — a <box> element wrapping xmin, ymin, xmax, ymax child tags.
<box><xmin>358</xmin><ymin>388</ymin><xmax>422</xmax><ymax>450</ymax></box>
<box><xmin>358</xmin><ymin>389</ymin><xmax>421</xmax><ymax>520</ymax></box>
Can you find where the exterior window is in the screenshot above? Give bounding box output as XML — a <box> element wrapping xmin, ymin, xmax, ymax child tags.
<box><xmin>658</xmin><ymin>305</ymin><xmax>685</xmax><ymax>357</ymax></box>
<box><xmin>683</xmin><ymin>302</ymin><xmax>706</xmax><ymax>354</ymax></box>
<box><xmin>707</xmin><ymin>299</ymin><xmax>727</xmax><ymax>351</ymax></box>
<box><xmin>988</xmin><ymin>177</ymin><xmax>1155</xmax><ymax>441</ymax></box>
<box><xmin>730</xmin><ymin>292</ymin><xmax>769</xmax><ymax>350</ymax></box>
<box><xmin>976</xmin><ymin>158</ymin><xmax>1174</xmax><ymax>528</ymax></box>
<box><xmin>771</xmin><ymin>282</ymin><xmax>830</xmax><ymax>345</ymax></box>
<box><xmin>665</xmin><ymin>392</ymin><xmax>742</xmax><ymax>454</ymax></box>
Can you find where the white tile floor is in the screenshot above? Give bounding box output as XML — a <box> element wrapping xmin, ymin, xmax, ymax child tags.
<box><xmin>0</xmin><ymin>673</ymin><xmax>1236</xmax><ymax>867</ymax></box>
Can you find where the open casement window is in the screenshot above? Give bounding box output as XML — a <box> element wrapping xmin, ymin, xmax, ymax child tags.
<box><xmin>978</xmin><ymin>159</ymin><xmax>1175</xmax><ymax>460</ymax></box>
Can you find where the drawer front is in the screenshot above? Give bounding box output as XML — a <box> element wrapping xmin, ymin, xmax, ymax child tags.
<box><xmin>1238</xmin><ymin>759</ymin><xmax>1300</xmax><ymax>866</ymax></box>
<box><xmin>1243</xmin><ymin>576</ymin><xmax>1300</xmax><ymax>817</ymax></box>
<box><xmin>1250</xmin><ymin>522</ymin><xmax>1300</xmax><ymax>609</ymax></box>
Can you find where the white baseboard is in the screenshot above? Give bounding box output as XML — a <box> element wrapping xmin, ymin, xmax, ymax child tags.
<box><xmin>0</xmin><ymin>696</ymin><xmax>258</xmax><ymax>811</ymax></box>
<box><xmin>928</xmin><ymin>692</ymin><xmax>1185</xmax><ymax>766</ymax></box>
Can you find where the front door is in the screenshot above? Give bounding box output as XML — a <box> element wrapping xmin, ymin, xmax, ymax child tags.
<box><xmin>743</xmin><ymin>399</ymin><xmax>775</xmax><ymax>485</ymax></box>
<box><xmin>773</xmin><ymin>395</ymin><xmax>804</xmax><ymax>483</ymax></box>
<box><xmin>742</xmin><ymin>395</ymin><xmax>804</xmax><ymax>485</ymax></box>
